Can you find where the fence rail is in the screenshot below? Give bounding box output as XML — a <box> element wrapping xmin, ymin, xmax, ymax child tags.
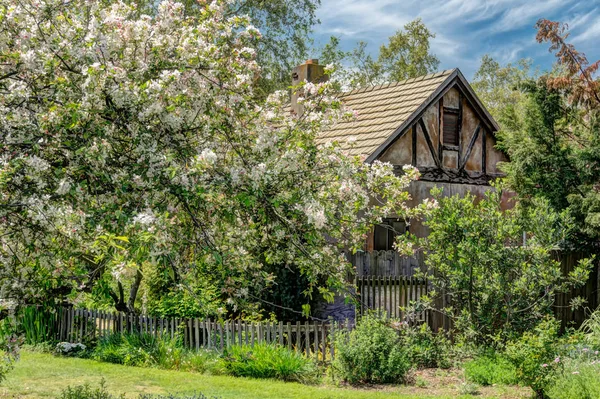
<box><xmin>54</xmin><ymin>307</ymin><xmax>353</xmax><ymax>361</ymax></box>
<box><xmin>350</xmin><ymin>250</ymin><xmax>424</xmax><ymax>277</ymax></box>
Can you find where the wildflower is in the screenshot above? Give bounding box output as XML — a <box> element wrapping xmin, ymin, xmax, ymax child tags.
<box><xmin>572</xmin><ymin>371</ymin><xmax>580</xmax><ymax>374</ymax></box>
<box><xmin>541</xmin><ymin>363</ymin><xmax>548</xmax><ymax>368</ymax></box>
<box><xmin>554</xmin><ymin>356</ymin><xmax>560</xmax><ymax>363</ymax></box>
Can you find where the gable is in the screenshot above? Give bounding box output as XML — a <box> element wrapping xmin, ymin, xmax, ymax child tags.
<box><xmin>378</xmin><ymin>83</ymin><xmax>507</xmax><ymax>184</ymax></box>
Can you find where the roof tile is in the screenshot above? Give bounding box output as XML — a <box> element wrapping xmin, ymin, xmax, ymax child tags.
<box><xmin>319</xmin><ymin>69</ymin><xmax>455</xmax><ymax>157</ymax></box>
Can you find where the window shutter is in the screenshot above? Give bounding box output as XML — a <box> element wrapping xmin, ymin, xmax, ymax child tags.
<box><xmin>443</xmin><ymin>109</ymin><xmax>459</xmax><ymax>146</ymax></box>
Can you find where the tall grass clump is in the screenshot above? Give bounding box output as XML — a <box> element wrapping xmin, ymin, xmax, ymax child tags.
<box><xmin>221</xmin><ymin>343</ymin><xmax>317</xmax><ymax>383</ymax></box>
<box><xmin>18</xmin><ymin>306</ymin><xmax>57</xmax><ymax>345</ymax></box>
<box><xmin>92</xmin><ymin>332</ymin><xmax>219</xmax><ymax>372</ymax></box>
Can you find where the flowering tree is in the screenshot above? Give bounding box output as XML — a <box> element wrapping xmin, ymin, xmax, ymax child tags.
<box><xmin>0</xmin><ymin>0</ymin><xmax>430</xmax><ymax>318</ymax></box>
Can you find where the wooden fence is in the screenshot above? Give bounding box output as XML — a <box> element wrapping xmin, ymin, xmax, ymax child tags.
<box><xmin>350</xmin><ymin>250</ymin><xmax>425</xmax><ymax>276</ymax></box>
<box><xmin>54</xmin><ymin>307</ymin><xmax>352</xmax><ymax>361</ymax></box>
<box><xmin>355</xmin><ymin>276</ymin><xmax>438</xmax><ymax>328</ymax></box>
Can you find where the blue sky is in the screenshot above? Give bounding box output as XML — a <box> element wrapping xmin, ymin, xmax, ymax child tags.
<box><xmin>311</xmin><ymin>0</ymin><xmax>600</xmax><ymax>79</ymax></box>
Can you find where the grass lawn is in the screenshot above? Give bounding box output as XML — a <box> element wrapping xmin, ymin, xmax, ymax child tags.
<box><xmin>0</xmin><ymin>352</ymin><xmax>529</xmax><ymax>399</ymax></box>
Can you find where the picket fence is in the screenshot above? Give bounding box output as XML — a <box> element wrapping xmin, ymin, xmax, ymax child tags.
<box><xmin>356</xmin><ymin>275</ymin><xmax>429</xmax><ymax>320</ymax></box>
<box><xmin>54</xmin><ymin>307</ymin><xmax>352</xmax><ymax>361</ymax></box>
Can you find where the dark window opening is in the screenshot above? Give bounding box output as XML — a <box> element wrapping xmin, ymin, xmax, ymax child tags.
<box><xmin>373</xmin><ymin>218</ymin><xmax>407</xmax><ymax>251</ymax></box>
<box><xmin>443</xmin><ymin>107</ymin><xmax>459</xmax><ymax>146</ymax></box>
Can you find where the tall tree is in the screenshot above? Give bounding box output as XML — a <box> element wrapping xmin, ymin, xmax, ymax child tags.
<box><xmin>471</xmin><ymin>55</ymin><xmax>534</xmax><ymax>122</ymax></box>
<box><xmin>378</xmin><ymin>19</ymin><xmax>440</xmax><ymax>82</ymax></box>
<box><xmin>489</xmin><ymin>20</ymin><xmax>600</xmax><ymax>249</ymax></box>
<box><xmin>0</xmin><ymin>0</ymin><xmax>431</xmax><ymax>318</ymax></box>
<box><xmin>319</xmin><ymin>19</ymin><xmax>439</xmax><ymax>90</ymax></box>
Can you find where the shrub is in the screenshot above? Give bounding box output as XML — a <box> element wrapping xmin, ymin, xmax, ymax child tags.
<box><xmin>221</xmin><ymin>343</ymin><xmax>317</xmax><ymax>383</ymax></box>
<box><xmin>402</xmin><ymin>324</ymin><xmax>451</xmax><ymax>369</ymax></box>
<box><xmin>55</xmin><ymin>342</ymin><xmax>87</xmax><ymax>357</ymax></box>
<box><xmin>505</xmin><ymin>317</ymin><xmax>562</xmax><ymax>398</ymax></box>
<box><xmin>421</xmin><ymin>188</ymin><xmax>592</xmax><ymax>344</ymax></box>
<box><xmin>57</xmin><ymin>379</ymin><xmax>124</xmax><ymax>399</ymax></box>
<box><xmin>333</xmin><ymin>313</ymin><xmax>410</xmax><ymax>384</ymax></box>
<box><xmin>464</xmin><ymin>352</ymin><xmax>518</xmax><ymax>386</ymax></box>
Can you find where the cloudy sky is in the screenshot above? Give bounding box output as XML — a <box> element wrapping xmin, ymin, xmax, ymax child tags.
<box><xmin>310</xmin><ymin>0</ymin><xmax>600</xmax><ymax>79</ymax></box>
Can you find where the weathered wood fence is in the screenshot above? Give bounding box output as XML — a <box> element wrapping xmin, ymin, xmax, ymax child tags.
<box><xmin>356</xmin><ymin>276</ymin><xmax>428</xmax><ymax>319</ymax></box>
<box><xmin>54</xmin><ymin>307</ymin><xmax>352</xmax><ymax>361</ymax></box>
<box><xmin>350</xmin><ymin>250</ymin><xmax>424</xmax><ymax>277</ymax></box>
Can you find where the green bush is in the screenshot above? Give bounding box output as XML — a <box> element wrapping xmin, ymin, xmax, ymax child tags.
<box><xmin>221</xmin><ymin>343</ymin><xmax>317</xmax><ymax>383</ymax></box>
<box><xmin>464</xmin><ymin>353</ymin><xmax>519</xmax><ymax>386</ymax></box>
<box><xmin>402</xmin><ymin>324</ymin><xmax>451</xmax><ymax>369</ymax></box>
<box><xmin>505</xmin><ymin>317</ymin><xmax>562</xmax><ymax>398</ymax></box>
<box><xmin>57</xmin><ymin>379</ymin><xmax>123</xmax><ymax>399</ymax></box>
<box><xmin>333</xmin><ymin>313</ymin><xmax>410</xmax><ymax>384</ymax></box>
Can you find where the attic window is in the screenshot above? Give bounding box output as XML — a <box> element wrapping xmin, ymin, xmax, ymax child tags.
<box><xmin>443</xmin><ymin>107</ymin><xmax>460</xmax><ymax>146</ymax></box>
<box><xmin>373</xmin><ymin>219</ymin><xmax>406</xmax><ymax>251</ymax></box>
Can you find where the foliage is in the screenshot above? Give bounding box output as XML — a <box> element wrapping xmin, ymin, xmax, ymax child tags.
<box><xmin>0</xmin><ymin>333</ymin><xmax>20</xmax><ymax>384</ymax></box>
<box><xmin>333</xmin><ymin>313</ymin><xmax>410</xmax><ymax>384</ymax></box>
<box><xmin>505</xmin><ymin>317</ymin><xmax>562</xmax><ymax>399</ymax></box>
<box><xmin>55</xmin><ymin>342</ymin><xmax>87</xmax><ymax>357</ymax></box>
<box><xmin>535</xmin><ymin>19</ymin><xmax>600</xmax><ymax>108</ymax></box>
<box><xmin>0</xmin><ymin>0</ymin><xmax>430</xmax><ymax>319</ymax></box>
<box><xmin>107</xmin><ymin>0</ymin><xmax>321</xmax><ymax>98</ymax></box>
<box><xmin>57</xmin><ymin>379</ymin><xmax>124</xmax><ymax>399</ymax></box>
<box><xmin>418</xmin><ymin>185</ymin><xmax>591</xmax><ymax>343</ymax></box>
<box><xmin>546</xmin><ymin>349</ymin><xmax>600</xmax><ymax>399</ymax></box>
<box><xmin>580</xmin><ymin>306</ymin><xmax>600</xmax><ymax>349</ymax></box>
<box><xmin>464</xmin><ymin>352</ymin><xmax>518</xmax><ymax>386</ymax></box>
<box><xmin>221</xmin><ymin>343</ymin><xmax>317</xmax><ymax>383</ymax></box>
<box><xmin>457</xmin><ymin>382</ymin><xmax>480</xmax><ymax>396</ymax></box>
<box><xmin>17</xmin><ymin>306</ymin><xmax>57</xmax><ymax>345</ymax></box>
<box><xmin>319</xmin><ymin>19</ymin><xmax>439</xmax><ymax>89</ymax></box>
<box><xmin>475</xmin><ymin>20</ymin><xmax>600</xmax><ymax>252</ymax></box>
<box><xmin>471</xmin><ymin>55</ymin><xmax>535</xmax><ymax>122</ymax></box>
<box><xmin>92</xmin><ymin>332</ymin><xmax>220</xmax><ymax>373</ymax></box>
<box><xmin>402</xmin><ymin>324</ymin><xmax>451</xmax><ymax>369</ymax></box>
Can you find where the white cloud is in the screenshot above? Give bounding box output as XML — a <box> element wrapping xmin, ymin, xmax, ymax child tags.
<box><xmin>314</xmin><ymin>0</ymin><xmax>599</xmax><ymax>78</ymax></box>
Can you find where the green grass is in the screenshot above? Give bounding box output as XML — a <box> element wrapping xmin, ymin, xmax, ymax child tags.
<box><xmin>0</xmin><ymin>352</ymin><xmax>524</xmax><ymax>399</ymax></box>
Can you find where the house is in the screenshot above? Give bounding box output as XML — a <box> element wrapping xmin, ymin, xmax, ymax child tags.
<box><xmin>291</xmin><ymin>60</ymin><xmax>510</xmax><ymax>322</ymax></box>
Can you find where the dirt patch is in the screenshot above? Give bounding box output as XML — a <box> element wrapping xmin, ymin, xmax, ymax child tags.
<box><xmin>336</xmin><ymin>368</ymin><xmax>531</xmax><ymax>398</ymax></box>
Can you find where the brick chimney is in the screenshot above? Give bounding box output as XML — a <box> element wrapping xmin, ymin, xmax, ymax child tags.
<box><xmin>291</xmin><ymin>59</ymin><xmax>327</xmax><ymax>115</ymax></box>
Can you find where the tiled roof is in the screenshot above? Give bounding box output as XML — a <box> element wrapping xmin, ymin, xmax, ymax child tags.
<box><xmin>317</xmin><ymin>69</ymin><xmax>455</xmax><ymax>157</ymax></box>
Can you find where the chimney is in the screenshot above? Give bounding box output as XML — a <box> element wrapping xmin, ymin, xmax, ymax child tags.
<box><xmin>291</xmin><ymin>59</ymin><xmax>328</xmax><ymax>115</ymax></box>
